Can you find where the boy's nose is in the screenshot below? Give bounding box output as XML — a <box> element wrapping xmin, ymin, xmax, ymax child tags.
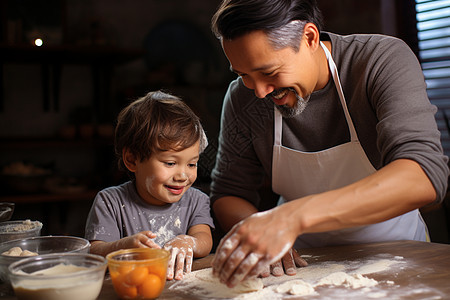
<box><xmin>174</xmin><ymin>171</ymin><xmax>188</xmax><ymax>181</ymax></box>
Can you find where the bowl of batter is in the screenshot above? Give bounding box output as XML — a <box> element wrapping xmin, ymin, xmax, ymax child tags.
<box><xmin>8</xmin><ymin>253</ymin><xmax>107</xmax><ymax>300</ymax></box>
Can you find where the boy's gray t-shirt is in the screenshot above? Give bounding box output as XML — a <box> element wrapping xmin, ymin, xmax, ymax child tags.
<box><xmin>85</xmin><ymin>181</ymin><xmax>214</xmax><ymax>247</ymax></box>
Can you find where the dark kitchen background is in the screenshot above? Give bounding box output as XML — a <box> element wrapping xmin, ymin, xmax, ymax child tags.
<box><xmin>0</xmin><ymin>0</ymin><xmax>448</xmax><ymax>244</ymax></box>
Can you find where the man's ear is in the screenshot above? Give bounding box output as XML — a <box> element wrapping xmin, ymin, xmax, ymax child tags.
<box><xmin>123</xmin><ymin>148</ymin><xmax>137</xmax><ymax>172</ymax></box>
<box><xmin>303</xmin><ymin>22</ymin><xmax>320</xmax><ymax>50</ymax></box>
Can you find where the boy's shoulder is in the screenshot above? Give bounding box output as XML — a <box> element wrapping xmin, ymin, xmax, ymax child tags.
<box><xmin>181</xmin><ymin>187</ymin><xmax>209</xmax><ymax>202</ymax></box>
<box><xmin>96</xmin><ymin>181</ymin><xmax>135</xmax><ymax>199</ymax></box>
<box><xmin>179</xmin><ymin>187</ymin><xmax>209</xmax><ymax>206</ymax></box>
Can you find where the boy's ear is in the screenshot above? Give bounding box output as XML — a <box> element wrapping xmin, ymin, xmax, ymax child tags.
<box><xmin>123</xmin><ymin>148</ymin><xmax>137</xmax><ymax>172</ymax></box>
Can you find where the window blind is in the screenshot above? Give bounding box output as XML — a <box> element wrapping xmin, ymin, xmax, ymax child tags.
<box><xmin>416</xmin><ymin>0</ymin><xmax>450</xmax><ymax>156</ymax></box>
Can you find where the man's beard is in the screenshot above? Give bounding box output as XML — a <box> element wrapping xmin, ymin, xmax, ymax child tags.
<box><xmin>269</xmin><ymin>88</ymin><xmax>310</xmax><ymax>118</ymax></box>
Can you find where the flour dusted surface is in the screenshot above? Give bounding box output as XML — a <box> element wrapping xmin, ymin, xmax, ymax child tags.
<box><xmin>275</xmin><ymin>280</ymin><xmax>316</xmax><ymax>296</ymax></box>
<box><xmin>177</xmin><ymin>269</ymin><xmax>264</xmax><ymax>298</ymax></box>
<box><xmin>316</xmin><ymin>272</ymin><xmax>378</xmax><ymax>289</ymax></box>
<box><xmin>168</xmin><ymin>254</ymin><xmax>407</xmax><ymax>299</ymax></box>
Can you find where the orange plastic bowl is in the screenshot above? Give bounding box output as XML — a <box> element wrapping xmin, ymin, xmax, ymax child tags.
<box><xmin>106</xmin><ymin>248</ymin><xmax>170</xmax><ymax>299</ymax></box>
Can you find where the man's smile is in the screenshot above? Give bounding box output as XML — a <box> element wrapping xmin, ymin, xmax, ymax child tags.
<box><xmin>269</xmin><ymin>88</ymin><xmax>291</xmax><ymax>106</ymax></box>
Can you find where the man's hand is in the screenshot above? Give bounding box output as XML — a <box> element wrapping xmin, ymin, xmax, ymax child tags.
<box><xmin>259</xmin><ymin>249</ymin><xmax>308</xmax><ymax>277</ymax></box>
<box><xmin>212</xmin><ymin>205</ymin><xmax>301</xmax><ymax>287</ymax></box>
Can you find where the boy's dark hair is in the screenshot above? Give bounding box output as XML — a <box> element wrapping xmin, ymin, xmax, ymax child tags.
<box><xmin>115</xmin><ymin>90</ymin><xmax>207</xmax><ymax>171</ymax></box>
<box><xmin>211</xmin><ymin>0</ymin><xmax>323</xmax><ymax>41</ymax></box>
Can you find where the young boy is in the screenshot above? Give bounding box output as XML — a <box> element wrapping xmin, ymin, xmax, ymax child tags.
<box><xmin>85</xmin><ymin>90</ymin><xmax>214</xmax><ymax>281</ymax></box>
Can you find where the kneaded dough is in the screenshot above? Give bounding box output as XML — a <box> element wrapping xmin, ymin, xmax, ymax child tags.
<box><xmin>193</xmin><ymin>268</ymin><xmax>264</xmax><ymax>293</ymax></box>
<box><xmin>275</xmin><ymin>279</ymin><xmax>316</xmax><ymax>296</ymax></box>
<box><xmin>2</xmin><ymin>247</ymin><xmax>38</xmax><ymax>257</ymax></box>
<box><xmin>317</xmin><ymin>272</ymin><xmax>378</xmax><ymax>289</ymax></box>
<box><xmin>20</xmin><ymin>250</ymin><xmax>38</xmax><ymax>256</ymax></box>
<box><xmin>2</xmin><ymin>246</ymin><xmax>22</xmax><ymax>256</ymax></box>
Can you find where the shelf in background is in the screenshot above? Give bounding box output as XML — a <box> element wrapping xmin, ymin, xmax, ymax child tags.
<box><xmin>0</xmin><ymin>43</ymin><xmax>145</xmax><ymax>114</ymax></box>
<box><xmin>0</xmin><ymin>189</ymin><xmax>98</xmax><ymax>204</ymax></box>
<box><xmin>0</xmin><ymin>44</ymin><xmax>145</xmax><ymax>64</ymax></box>
<box><xmin>0</xmin><ymin>137</ymin><xmax>113</xmax><ymax>149</ymax></box>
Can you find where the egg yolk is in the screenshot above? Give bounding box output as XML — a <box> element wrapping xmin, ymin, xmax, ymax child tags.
<box><xmin>138</xmin><ymin>273</ymin><xmax>162</xmax><ymax>299</ymax></box>
<box><xmin>111</xmin><ymin>262</ymin><xmax>167</xmax><ymax>299</ymax></box>
<box><xmin>148</xmin><ymin>264</ymin><xmax>166</xmax><ymax>278</ymax></box>
<box><xmin>111</xmin><ymin>272</ymin><xmax>138</xmax><ymax>299</ymax></box>
<box><xmin>126</xmin><ymin>266</ymin><xmax>149</xmax><ymax>286</ymax></box>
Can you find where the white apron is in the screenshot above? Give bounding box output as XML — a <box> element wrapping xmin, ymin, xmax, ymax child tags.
<box><xmin>272</xmin><ymin>42</ymin><xmax>427</xmax><ymax>248</ymax></box>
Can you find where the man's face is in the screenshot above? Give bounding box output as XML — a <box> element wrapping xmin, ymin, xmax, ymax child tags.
<box><xmin>222</xmin><ymin>30</ymin><xmax>320</xmax><ymax>117</ymax></box>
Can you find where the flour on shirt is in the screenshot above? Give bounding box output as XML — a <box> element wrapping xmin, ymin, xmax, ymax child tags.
<box><xmin>174</xmin><ymin>217</ymin><xmax>181</xmax><ymax>228</ymax></box>
<box><xmin>148</xmin><ymin>212</ymin><xmax>182</xmax><ymax>247</ymax></box>
<box><xmin>94</xmin><ymin>226</ymin><xmax>108</xmax><ymax>236</ymax></box>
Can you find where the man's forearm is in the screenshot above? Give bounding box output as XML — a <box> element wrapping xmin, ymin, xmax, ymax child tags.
<box><xmin>292</xmin><ymin>159</ymin><xmax>436</xmax><ymax>235</ymax></box>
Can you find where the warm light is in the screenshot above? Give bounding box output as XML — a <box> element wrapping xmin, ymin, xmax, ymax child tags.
<box><xmin>34</xmin><ymin>38</ymin><xmax>43</xmax><ymax>47</ymax></box>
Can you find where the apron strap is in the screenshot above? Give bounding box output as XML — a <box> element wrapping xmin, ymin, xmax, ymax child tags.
<box><xmin>274</xmin><ymin>42</ymin><xmax>361</xmax><ymax>145</ymax></box>
<box><xmin>320</xmin><ymin>42</ymin><xmax>359</xmax><ymax>142</ymax></box>
<box><xmin>274</xmin><ymin>109</ymin><xmax>282</xmax><ymax>146</ymax></box>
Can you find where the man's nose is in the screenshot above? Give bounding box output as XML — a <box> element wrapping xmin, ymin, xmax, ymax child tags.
<box><xmin>254</xmin><ymin>84</ymin><xmax>273</xmax><ymax>98</ymax></box>
<box><xmin>243</xmin><ymin>78</ymin><xmax>274</xmax><ymax>99</ymax></box>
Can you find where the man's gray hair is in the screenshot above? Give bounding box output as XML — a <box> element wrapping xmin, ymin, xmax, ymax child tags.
<box><xmin>266</xmin><ymin>20</ymin><xmax>307</xmax><ymax>52</ymax></box>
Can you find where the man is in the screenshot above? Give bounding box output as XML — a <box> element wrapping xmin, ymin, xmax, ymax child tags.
<box><xmin>209</xmin><ymin>0</ymin><xmax>449</xmax><ymax>288</ymax></box>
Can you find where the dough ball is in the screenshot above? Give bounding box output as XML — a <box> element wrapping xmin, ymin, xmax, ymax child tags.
<box><xmin>275</xmin><ymin>280</ymin><xmax>316</xmax><ymax>296</ymax></box>
<box><xmin>20</xmin><ymin>250</ymin><xmax>38</xmax><ymax>256</ymax></box>
<box><xmin>234</xmin><ymin>276</ymin><xmax>264</xmax><ymax>293</ymax></box>
<box><xmin>2</xmin><ymin>247</ymin><xmax>23</xmax><ymax>256</ymax></box>
<box><xmin>194</xmin><ymin>268</ymin><xmax>264</xmax><ymax>294</ymax></box>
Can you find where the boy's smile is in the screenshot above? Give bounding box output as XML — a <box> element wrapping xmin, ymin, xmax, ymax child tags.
<box><xmin>165</xmin><ymin>184</ymin><xmax>185</xmax><ymax>195</ymax></box>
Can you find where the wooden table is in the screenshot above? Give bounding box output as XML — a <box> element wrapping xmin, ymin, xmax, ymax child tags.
<box><xmin>2</xmin><ymin>240</ymin><xmax>450</xmax><ymax>299</ymax></box>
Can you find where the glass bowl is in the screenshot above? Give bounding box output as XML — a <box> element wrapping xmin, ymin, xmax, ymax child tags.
<box><xmin>0</xmin><ymin>220</ymin><xmax>42</xmax><ymax>243</ymax></box>
<box><xmin>0</xmin><ymin>203</ymin><xmax>14</xmax><ymax>222</ymax></box>
<box><xmin>8</xmin><ymin>253</ymin><xmax>107</xmax><ymax>300</ymax></box>
<box><xmin>106</xmin><ymin>248</ymin><xmax>170</xmax><ymax>300</ymax></box>
<box><xmin>0</xmin><ymin>235</ymin><xmax>90</xmax><ymax>283</ymax></box>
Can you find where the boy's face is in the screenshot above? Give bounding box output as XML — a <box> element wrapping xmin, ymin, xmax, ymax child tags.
<box><xmin>133</xmin><ymin>141</ymin><xmax>200</xmax><ymax>206</ymax></box>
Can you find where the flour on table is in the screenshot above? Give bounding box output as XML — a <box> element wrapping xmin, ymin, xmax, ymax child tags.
<box><xmin>195</xmin><ymin>268</ymin><xmax>263</xmax><ymax>292</ymax></box>
<box><xmin>169</xmin><ymin>256</ymin><xmax>405</xmax><ymax>299</ymax></box>
<box><xmin>173</xmin><ymin>268</ymin><xmax>264</xmax><ymax>298</ymax></box>
<box><xmin>367</xmin><ymin>291</ymin><xmax>388</xmax><ymax>298</ymax></box>
<box><xmin>317</xmin><ymin>272</ymin><xmax>378</xmax><ymax>289</ymax></box>
<box><xmin>352</xmin><ymin>258</ymin><xmax>405</xmax><ymax>275</ymax></box>
<box><xmin>275</xmin><ymin>280</ymin><xmax>316</xmax><ymax>296</ymax></box>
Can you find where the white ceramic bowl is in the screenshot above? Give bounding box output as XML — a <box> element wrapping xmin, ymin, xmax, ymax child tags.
<box><xmin>8</xmin><ymin>253</ymin><xmax>107</xmax><ymax>300</ymax></box>
<box><xmin>0</xmin><ymin>236</ymin><xmax>90</xmax><ymax>283</ymax></box>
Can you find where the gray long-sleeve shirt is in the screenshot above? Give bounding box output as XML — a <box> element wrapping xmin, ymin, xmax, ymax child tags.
<box><xmin>210</xmin><ymin>32</ymin><xmax>449</xmax><ymax>209</ymax></box>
